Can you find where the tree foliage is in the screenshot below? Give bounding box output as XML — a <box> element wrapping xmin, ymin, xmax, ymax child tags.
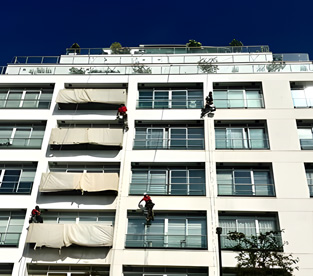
<box><xmin>229</xmin><ymin>39</ymin><xmax>243</xmax><ymax>46</ymax></box>
<box><xmin>226</xmin><ymin>231</ymin><xmax>299</xmax><ymax>276</ymax></box>
<box><xmin>186</xmin><ymin>39</ymin><xmax>202</xmax><ymax>48</ymax></box>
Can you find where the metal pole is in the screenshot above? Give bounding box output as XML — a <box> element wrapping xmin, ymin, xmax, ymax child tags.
<box><xmin>216</xmin><ymin>227</ymin><xmax>223</xmax><ymax>276</ymax></box>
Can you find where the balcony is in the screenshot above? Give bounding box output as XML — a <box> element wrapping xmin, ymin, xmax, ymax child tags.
<box><xmin>134</xmin><ymin>126</ymin><xmax>204</xmax><ymax>150</ymax></box>
<box><xmin>220</xmin><ymin>233</ymin><xmax>282</xmax><ymax>250</ymax></box>
<box><xmin>126</xmin><ymin>213</ymin><xmax>207</xmax><ymax>249</ymax></box>
<box><xmin>0</xmin><ymin>123</ymin><xmax>46</xmax><ymax>149</ymax></box>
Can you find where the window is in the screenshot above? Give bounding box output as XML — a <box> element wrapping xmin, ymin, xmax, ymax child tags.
<box><xmin>0</xmin><ymin>87</ymin><xmax>53</xmax><ymax>109</ymax></box>
<box><xmin>298</xmin><ymin>126</ymin><xmax>313</xmax><ymax>149</ymax></box>
<box><xmin>138</xmin><ymin>89</ymin><xmax>203</xmax><ymax>109</ymax></box>
<box><xmin>130</xmin><ymin>165</ymin><xmax>205</xmax><ymax>195</ymax></box>
<box><xmin>134</xmin><ymin>124</ymin><xmax>204</xmax><ymax>150</ymax></box>
<box><xmin>305</xmin><ymin>165</ymin><xmax>313</xmax><ymax>196</ymax></box>
<box><xmin>123</xmin><ymin>266</ymin><xmax>208</xmax><ymax>276</ymax></box>
<box><xmin>217</xmin><ymin>166</ymin><xmax>275</xmax><ymax>196</ymax></box>
<box><xmin>43</xmin><ymin>211</ymin><xmax>115</xmax><ymax>225</ymax></box>
<box><xmin>126</xmin><ymin>213</ymin><xmax>207</xmax><ymax>249</ymax></box>
<box><xmin>0</xmin><ymin>210</ymin><xmax>25</xmax><ymax>246</ymax></box>
<box><xmin>0</xmin><ymin>163</ymin><xmax>37</xmax><ymax>194</ymax></box>
<box><xmin>219</xmin><ymin>214</ymin><xmax>281</xmax><ymax>249</ymax></box>
<box><xmin>215</xmin><ymin>122</ymin><xmax>269</xmax><ymax>149</ymax></box>
<box><xmin>0</xmin><ymin>123</ymin><xmax>46</xmax><ymax>149</ymax></box>
<box><xmin>28</xmin><ymin>265</ymin><xmax>109</xmax><ymax>276</ymax></box>
<box><xmin>213</xmin><ymin>83</ymin><xmax>264</xmax><ymax>108</ymax></box>
<box><xmin>291</xmin><ymin>87</ymin><xmax>313</xmax><ymax>108</ymax></box>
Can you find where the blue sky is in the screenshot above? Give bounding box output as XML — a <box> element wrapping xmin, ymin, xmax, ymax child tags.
<box><xmin>0</xmin><ymin>0</ymin><xmax>312</xmax><ymax>65</ymax></box>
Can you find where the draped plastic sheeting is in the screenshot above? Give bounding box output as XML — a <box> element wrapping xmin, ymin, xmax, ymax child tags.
<box><xmin>56</xmin><ymin>89</ymin><xmax>127</xmax><ymax>104</ymax></box>
<box><xmin>26</xmin><ymin>224</ymin><xmax>113</xmax><ymax>249</ymax></box>
<box><xmin>39</xmin><ymin>172</ymin><xmax>119</xmax><ymax>192</ymax></box>
<box><xmin>49</xmin><ymin>128</ymin><xmax>123</xmax><ymax>146</ymax></box>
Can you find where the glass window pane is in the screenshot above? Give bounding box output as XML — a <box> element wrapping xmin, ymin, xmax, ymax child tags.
<box><xmin>246</xmin><ymin>91</ymin><xmax>262</xmax><ymax>108</ymax></box>
<box><xmin>154</xmin><ymin>91</ymin><xmax>169</xmax><ymax>108</ymax></box>
<box><xmin>249</xmin><ymin>128</ymin><xmax>267</xmax><ymax>148</ymax></box>
<box><xmin>149</xmin><ymin>170</ymin><xmax>167</xmax><ymax>194</ymax></box>
<box><xmin>215</xmin><ymin>129</ymin><xmax>227</xmax><ymax>148</ymax></box>
<box><xmin>228</xmin><ymin>90</ymin><xmax>244</xmax><ymax>108</ymax></box>
<box><xmin>170</xmin><ymin>129</ymin><xmax>186</xmax><ymax>149</ymax></box>
<box><xmin>172</xmin><ymin>90</ymin><xmax>187</xmax><ymax>108</ymax></box>
<box><xmin>170</xmin><ymin>170</ymin><xmax>187</xmax><ymax>195</ymax></box>
<box><xmin>6</xmin><ymin>92</ymin><xmax>22</xmax><ymax>108</ymax></box>
<box><xmin>138</xmin><ymin>91</ymin><xmax>153</xmax><ymax>108</ymax></box>
<box><xmin>23</xmin><ymin>92</ymin><xmax>40</xmax><ymax>108</ymax></box>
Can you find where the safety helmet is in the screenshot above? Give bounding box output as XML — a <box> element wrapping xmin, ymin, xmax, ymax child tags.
<box><xmin>143</xmin><ymin>192</ymin><xmax>147</xmax><ymax>195</ymax></box>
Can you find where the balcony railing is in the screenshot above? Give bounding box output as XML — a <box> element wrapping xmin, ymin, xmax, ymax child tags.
<box><xmin>137</xmin><ymin>99</ymin><xmax>203</xmax><ymax>109</ymax></box>
<box><xmin>2</xmin><ymin>62</ymin><xmax>313</xmax><ymax>75</ymax></box>
<box><xmin>125</xmin><ymin>234</ymin><xmax>207</xmax><ymax>248</ymax></box>
<box><xmin>0</xmin><ymin>99</ymin><xmax>52</xmax><ymax>109</ymax></box>
<box><xmin>214</xmin><ymin>98</ymin><xmax>264</xmax><ymax>109</ymax></box>
<box><xmin>300</xmin><ymin>139</ymin><xmax>313</xmax><ymax>149</ymax></box>
<box><xmin>129</xmin><ymin>182</ymin><xmax>206</xmax><ymax>195</ymax></box>
<box><xmin>0</xmin><ymin>232</ymin><xmax>21</xmax><ymax>246</ymax></box>
<box><xmin>220</xmin><ymin>233</ymin><xmax>282</xmax><ymax>250</ymax></box>
<box><xmin>133</xmin><ymin>138</ymin><xmax>204</xmax><ymax>150</ymax></box>
<box><xmin>0</xmin><ymin>138</ymin><xmax>43</xmax><ymax>149</ymax></box>
<box><xmin>215</xmin><ymin>138</ymin><xmax>269</xmax><ymax>149</ymax></box>
<box><xmin>65</xmin><ymin>46</ymin><xmax>270</xmax><ymax>55</ymax></box>
<box><xmin>218</xmin><ymin>182</ymin><xmax>275</xmax><ymax>196</ymax></box>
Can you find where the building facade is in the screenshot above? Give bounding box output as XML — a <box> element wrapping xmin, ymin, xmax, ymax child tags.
<box><xmin>0</xmin><ymin>45</ymin><xmax>312</xmax><ymax>275</ymax></box>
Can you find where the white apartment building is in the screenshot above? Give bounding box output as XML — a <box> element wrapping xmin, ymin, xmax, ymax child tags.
<box><xmin>0</xmin><ymin>45</ymin><xmax>312</xmax><ymax>276</ymax></box>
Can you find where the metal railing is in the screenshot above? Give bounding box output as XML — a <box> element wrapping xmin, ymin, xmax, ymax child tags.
<box><xmin>12</xmin><ymin>56</ymin><xmax>60</xmax><ymax>64</ymax></box>
<box><xmin>220</xmin><ymin>233</ymin><xmax>282</xmax><ymax>250</ymax></box>
<box><xmin>0</xmin><ymin>99</ymin><xmax>52</xmax><ymax>109</ymax></box>
<box><xmin>65</xmin><ymin>46</ymin><xmax>270</xmax><ymax>55</ymax></box>
<box><xmin>0</xmin><ymin>138</ymin><xmax>43</xmax><ymax>149</ymax></box>
<box><xmin>133</xmin><ymin>138</ymin><xmax>205</xmax><ymax>150</ymax></box>
<box><xmin>214</xmin><ymin>98</ymin><xmax>264</xmax><ymax>109</ymax></box>
<box><xmin>136</xmin><ymin>99</ymin><xmax>203</xmax><ymax>109</ymax></box>
<box><xmin>217</xmin><ymin>182</ymin><xmax>275</xmax><ymax>196</ymax></box>
<box><xmin>2</xmin><ymin>62</ymin><xmax>313</xmax><ymax>75</ymax></box>
<box><xmin>215</xmin><ymin>138</ymin><xmax>269</xmax><ymax>149</ymax></box>
<box><xmin>0</xmin><ymin>232</ymin><xmax>21</xmax><ymax>246</ymax></box>
<box><xmin>125</xmin><ymin>234</ymin><xmax>207</xmax><ymax>248</ymax></box>
<box><xmin>129</xmin><ymin>182</ymin><xmax>206</xmax><ymax>195</ymax></box>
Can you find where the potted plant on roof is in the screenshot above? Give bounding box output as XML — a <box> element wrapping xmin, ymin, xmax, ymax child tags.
<box><xmin>68</xmin><ymin>43</ymin><xmax>81</xmax><ymax>55</ymax></box>
<box><xmin>186</xmin><ymin>39</ymin><xmax>203</xmax><ymax>53</ymax></box>
<box><xmin>110</xmin><ymin>42</ymin><xmax>131</xmax><ymax>54</ymax></box>
<box><xmin>229</xmin><ymin>39</ymin><xmax>243</xmax><ymax>53</ymax></box>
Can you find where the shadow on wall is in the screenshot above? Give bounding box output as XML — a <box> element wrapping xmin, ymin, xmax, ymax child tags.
<box><xmin>52</xmin><ymin>104</ymin><xmax>119</xmax><ymax>116</ymax></box>
<box><xmin>23</xmin><ymin>246</ymin><xmax>111</xmax><ymax>262</ymax></box>
<box><xmin>45</xmin><ymin>147</ymin><xmax>121</xmax><ymax>158</ymax></box>
<box><xmin>36</xmin><ymin>192</ymin><xmax>117</xmax><ymax>205</ymax></box>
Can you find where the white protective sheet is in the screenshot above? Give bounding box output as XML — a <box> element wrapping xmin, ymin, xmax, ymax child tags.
<box><xmin>56</xmin><ymin>88</ymin><xmax>127</xmax><ymax>104</ymax></box>
<box><xmin>49</xmin><ymin>128</ymin><xmax>123</xmax><ymax>146</ymax></box>
<box><xmin>39</xmin><ymin>172</ymin><xmax>119</xmax><ymax>192</ymax></box>
<box><xmin>26</xmin><ymin>224</ymin><xmax>113</xmax><ymax>249</ymax></box>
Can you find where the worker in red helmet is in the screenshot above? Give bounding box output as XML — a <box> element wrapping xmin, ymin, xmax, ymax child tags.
<box><xmin>31</xmin><ymin>206</ymin><xmax>43</xmax><ymax>223</ymax></box>
<box><xmin>138</xmin><ymin>193</ymin><xmax>155</xmax><ymax>221</ymax></box>
<box><xmin>117</xmin><ymin>104</ymin><xmax>129</xmax><ymax>131</ymax></box>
